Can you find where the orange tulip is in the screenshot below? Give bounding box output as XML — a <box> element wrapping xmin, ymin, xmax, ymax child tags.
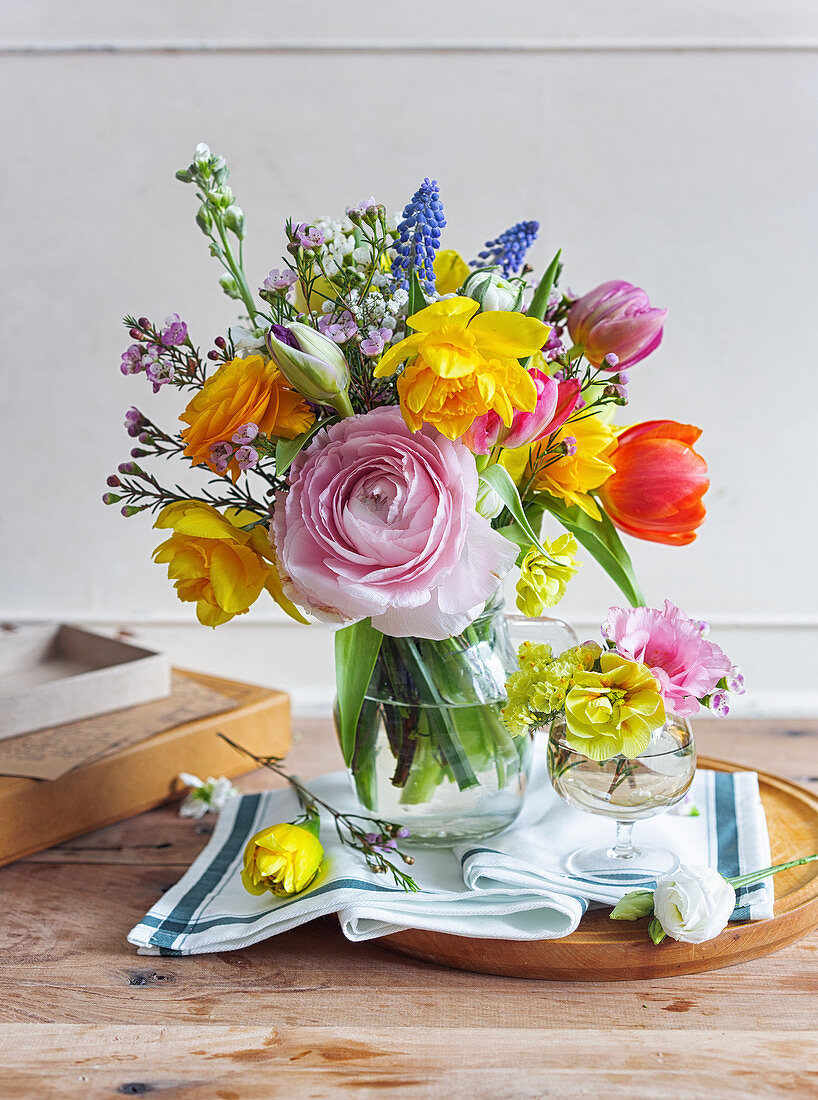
<box><xmin>598</xmin><ymin>421</ymin><xmax>709</xmax><ymax>546</ymax></box>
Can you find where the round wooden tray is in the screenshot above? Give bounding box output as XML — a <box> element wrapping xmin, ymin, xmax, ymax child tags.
<box><xmin>380</xmin><ymin>758</ymin><xmax>818</xmax><ymax>981</ymax></box>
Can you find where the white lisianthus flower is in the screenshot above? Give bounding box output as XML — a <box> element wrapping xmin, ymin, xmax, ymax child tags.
<box><xmin>178</xmin><ymin>773</ymin><xmax>239</xmax><ymax>819</ymax></box>
<box><xmin>653</xmin><ymin>865</ymin><xmax>736</xmax><ymax>944</ymax></box>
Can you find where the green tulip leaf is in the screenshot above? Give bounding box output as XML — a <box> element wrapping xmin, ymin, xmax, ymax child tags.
<box><xmin>542</xmin><ymin>494</ymin><xmax>645</xmax><ymax>608</ymax></box>
<box><xmin>478</xmin><ymin>465</ymin><xmax>549</xmax><ymax>557</ymax></box>
<box><xmin>275</xmin><ymin>417</ymin><xmax>338</xmax><ymax>476</ymax></box>
<box><xmin>334</xmin><ymin>618</ymin><xmax>383</xmax><ymax>768</ymax></box>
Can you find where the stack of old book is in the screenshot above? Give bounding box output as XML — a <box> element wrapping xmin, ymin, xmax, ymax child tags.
<box><xmin>0</xmin><ymin>624</ymin><xmax>290</xmax><ymax>865</ymax></box>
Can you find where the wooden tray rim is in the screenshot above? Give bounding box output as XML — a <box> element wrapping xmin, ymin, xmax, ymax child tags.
<box><xmin>379</xmin><ymin>757</ymin><xmax>818</xmax><ymax>981</ymax></box>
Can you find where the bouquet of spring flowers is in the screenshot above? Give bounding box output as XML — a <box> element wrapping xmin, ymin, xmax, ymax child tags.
<box><xmin>105</xmin><ymin>143</ymin><xmax>710</xmax><ymax>825</ymax></box>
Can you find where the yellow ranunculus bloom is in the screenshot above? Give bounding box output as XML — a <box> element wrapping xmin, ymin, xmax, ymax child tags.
<box><xmin>373</xmin><ymin>297</ymin><xmax>549</xmax><ymax>440</ymax></box>
<box><xmin>529</xmin><ymin>415</ymin><xmax>617</xmax><ymax>519</ymax></box>
<box><xmin>241</xmin><ymin>821</ymin><xmax>324</xmax><ymax>897</ymax></box>
<box><xmin>433</xmin><ymin>249</ymin><xmax>471</xmax><ymax>295</ymax></box>
<box><xmin>516</xmin><ymin>534</ymin><xmax>581</xmax><ymax>615</ymax></box>
<box><xmin>153</xmin><ymin>500</ymin><xmax>308</xmax><ymax>627</ymax></box>
<box><xmin>181</xmin><ymin>355</ymin><xmax>314</xmax><ymax>482</ymax></box>
<box><xmin>564</xmin><ymin>652</ymin><xmax>666</xmax><ymax>761</ymax></box>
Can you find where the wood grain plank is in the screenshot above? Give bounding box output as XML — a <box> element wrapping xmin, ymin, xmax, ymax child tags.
<box><xmin>1</xmin><ymin>860</ymin><xmax>817</xmax><ymax>1027</ymax></box>
<box><xmin>0</xmin><ymin>1026</ymin><xmax>816</xmax><ymax>1099</ymax></box>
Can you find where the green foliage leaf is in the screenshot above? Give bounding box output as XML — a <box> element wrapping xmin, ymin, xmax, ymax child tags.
<box><xmin>334</xmin><ymin>619</ymin><xmax>383</xmax><ymax>768</ymax></box>
<box><xmin>541</xmin><ymin>495</ymin><xmax>645</xmax><ymax>607</ymax></box>
<box><xmin>275</xmin><ymin>417</ymin><xmax>337</xmax><ymax>477</ymax></box>
<box><xmin>526</xmin><ymin>248</ymin><xmax>562</xmax><ymax>323</ymax></box>
<box><xmin>609</xmin><ymin>890</ymin><xmax>655</xmax><ymax>921</ymax></box>
<box><xmin>408</xmin><ymin>269</ymin><xmax>426</xmax><ymax>318</ymax></box>
<box><xmin>478</xmin><ymin>465</ymin><xmax>548</xmax><ymax>557</ymax></box>
<box><xmin>648</xmin><ymin>917</ymin><xmax>667</xmax><ymax>945</ymax></box>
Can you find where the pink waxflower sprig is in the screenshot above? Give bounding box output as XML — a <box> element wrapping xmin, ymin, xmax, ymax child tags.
<box><xmin>602</xmin><ymin>601</ymin><xmax>745</xmax><ymax>718</ymax></box>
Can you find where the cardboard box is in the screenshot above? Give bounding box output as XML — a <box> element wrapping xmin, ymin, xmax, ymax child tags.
<box><xmin>0</xmin><ymin>624</ymin><xmax>171</xmax><ymax>739</ymax></box>
<box><xmin>0</xmin><ymin>669</ymin><xmax>291</xmax><ymax>867</ymax></box>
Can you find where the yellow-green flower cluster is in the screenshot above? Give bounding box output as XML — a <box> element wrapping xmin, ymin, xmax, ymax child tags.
<box><xmin>503</xmin><ymin>640</ymin><xmax>601</xmax><ymax>735</ymax></box>
<box><xmin>504</xmin><ymin>636</ymin><xmax>668</xmax><ymax>761</ymax></box>
<box><xmin>516</xmin><ymin>534</ymin><xmax>581</xmax><ymax>617</ymax></box>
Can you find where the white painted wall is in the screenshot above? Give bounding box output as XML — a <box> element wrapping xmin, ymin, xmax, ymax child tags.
<box><xmin>3</xmin><ymin>2</ymin><xmax>817</xmax><ymax>715</ymax></box>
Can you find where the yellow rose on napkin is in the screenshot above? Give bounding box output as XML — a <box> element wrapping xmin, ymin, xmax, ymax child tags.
<box><xmin>241</xmin><ymin>821</ymin><xmax>324</xmax><ymax>897</ymax></box>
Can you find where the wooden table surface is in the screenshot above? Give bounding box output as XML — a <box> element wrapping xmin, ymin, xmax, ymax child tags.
<box><xmin>2</xmin><ymin>716</ymin><xmax>817</xmax><ymax>1098</ymax></box>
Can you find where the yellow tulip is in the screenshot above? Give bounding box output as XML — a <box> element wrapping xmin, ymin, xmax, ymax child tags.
<box><xmin>564</xmin><ymin>652</ymin><xmax>666</xmax><ymax>761</ymax></box>
<box><xmin>374</xmin><ymin>297</ymin><xmax>549</xmax><ymax>440</ymax></box>
<box><xmin>528</xmin><ymin>415</ymin><xmax>617</xmax><ymax>520</ymax></box>
<box><xmin>153</xmin><ymin>500</ymin><xmax>308</xmax><ymax>627</ymax></box>
<box><xmin>433</xmin><ymin>249</ymin><xmax>471</xmax><ymax>295</ymax></box>
<box><xmin>241</xmin><ymin>821</ymin><xmax>324</xmax><ymax>897</ymax></box>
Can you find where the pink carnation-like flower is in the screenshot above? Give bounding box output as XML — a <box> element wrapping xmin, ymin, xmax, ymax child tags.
<box><xmin>604</xmin><ymin>600</ymin><xmax>732</xmax><ymax>717</ymax></box>
<box><xmin>271</xmin><ymin>407</ymin><xmax>517</xmax><ymax>639</ymax></box>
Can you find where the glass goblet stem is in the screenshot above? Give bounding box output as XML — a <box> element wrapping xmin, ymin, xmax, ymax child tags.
<box><xmin>608</xmin><ymin>820</ymin><xmax>637</xmax><ymax>860</ymax></box>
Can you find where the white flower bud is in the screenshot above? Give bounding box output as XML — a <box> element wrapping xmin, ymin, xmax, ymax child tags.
<box><xmin>462</xmin><ymin>269</ymin><xmax>524</xmax><ymax>313</ymax></box>
<box><xmin>266</xmin><ymin>322</ymin><xmax>353</xmax><ymax>417</ymax></box>
<box><xmin>224</xmin><ymin>204</ymin><xmax>245</xmax><ymax>239</ymax></box>
<box><xmin>475</xmin><ymin>480</ymin><xmax>504</xmax><ymax>520</ymax></box>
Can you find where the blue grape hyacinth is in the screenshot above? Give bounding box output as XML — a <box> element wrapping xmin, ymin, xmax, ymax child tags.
<box><xmin>473</xmin><ymin>220</ymin><xmax>540</xmax><ymax>276</ymax></box>
<box><xmin>391</xmin><ymin>178</ymin><xmax>446</xmax><ymax>295</ymax></box>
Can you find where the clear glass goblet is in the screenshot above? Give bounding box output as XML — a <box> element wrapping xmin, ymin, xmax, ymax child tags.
<box><xmin>546</xmin><ymin>713</ymin><xmax>696</xmax><ymax>885</ymax></box>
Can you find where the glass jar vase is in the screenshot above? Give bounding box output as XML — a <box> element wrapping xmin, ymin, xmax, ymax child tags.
<box><xmin>334</xmin><ymin>593</ymin><xmax>577</xmax><ymax>847</ymax></box>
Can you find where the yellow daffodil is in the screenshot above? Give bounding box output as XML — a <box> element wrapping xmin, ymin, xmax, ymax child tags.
<box><xmin>564</xmin><ymin>652</ymin><xmax>666</xmax><ymax>761</ymax></box>
<box><xmin>516</xmin><ymin>534</ymin><xmax>581</xmax><ymax>615</ymax></box>
<box><xmin>433</xmin><ymin>250</ymin><xmax>471</xmax><ymax>295</ymax></box>
<box><xmin>528</xmin><ymin>415</ymin><xmax>617</xmax><ymax>519</ymax></box>
<box><xmin>373</xmin><ymin>297</ymin><xmax>549</xmax><ymax>440</ymax></box>
<box><xmin>153</xmin><ymin>500</ymin><xmax>308</xmax><ymax>627</ymax></box>
<box><xmin>241</xmin><ymin>820</ymin><xmax>324</xmax><ymax>897</ymax></box>
<box><xmin>181</xmin><ymin>355</ymin><xmax>314</xmax><ymax>482</ymax></box>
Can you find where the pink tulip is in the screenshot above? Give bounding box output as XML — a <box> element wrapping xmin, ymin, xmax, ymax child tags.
<box><xmin>461</xmin><ymin>372</ymin><xmax>581</xmax><ymax>455</ymax></box>
<box><xmin>567</xmin><ymin>280</ymin><xmax>667</xmax><ymax>370</ymax></box>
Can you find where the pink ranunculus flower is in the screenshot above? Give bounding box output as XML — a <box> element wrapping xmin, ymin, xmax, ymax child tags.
<box><xmin>461</xmin><ymin>371</ymin><xmax>581</xmax><ymax>455</ymax></box>
<box><xmin>604</xmin><ymin>601</ymin><xmax>732</xmax><ymax>717</ymax></box>
<box><xmin>271</xmin><ymin>407</ymin><xmax>518</xmax><ymax>640</ymax></box>
<box><xmin>567</xmin><ymin>280</ymin><xmax>667</xmax><ymax>370</ymax></box>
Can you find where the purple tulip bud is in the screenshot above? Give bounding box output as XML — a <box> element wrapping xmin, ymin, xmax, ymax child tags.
<box><xmin>118</xmin><ymin>462</ymin><xmax>135</xmax><ymax>475</ymax></box>
<box><xmin>207</xmin><ymin>350</ymin><xmax>220</xmax><ymax>361</ymax></box>
<box><xmin>130</xmin><ymin>448</ymin><xmax>148</xmax><ymax>458</ymax></box>
<box><xmin>106</xmin><ymin>475</ymin><xmax>121</xmax><ymax>488</ymax></box>
<box><xmin>568</xmin><ymin>280</ymin><xmax>667</xmax><ymax>370</ymax></box>
<box><xmin>102</xmin><ymin>492</ymin><xmax>121</xmax><ymax>505</ymax></box>
<box><xmin>215</xmin><ymin>336</ymin><xmax>227</xmax><ymax>350</ymax></box>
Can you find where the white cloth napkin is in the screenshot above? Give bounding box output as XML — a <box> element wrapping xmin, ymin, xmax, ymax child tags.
<box><xmin>128</xmin><ymin>739</ymin><xmax>773</xmax><ymax>956</ymax></box>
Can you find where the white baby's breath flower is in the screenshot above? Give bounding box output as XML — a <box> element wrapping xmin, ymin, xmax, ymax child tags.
<box><xmin>178</xmin><ymin>773</ymin><xmax>239</xmax><ymax>819</ymax></box>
